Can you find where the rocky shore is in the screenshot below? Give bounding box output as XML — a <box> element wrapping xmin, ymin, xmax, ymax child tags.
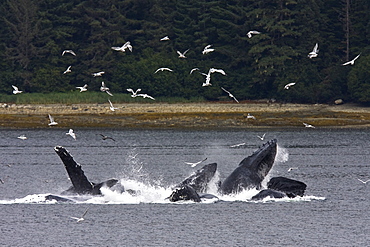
<box><xmin>1</xmin><ymin>102</ymin><xmax>370</xmax><ymax>129</ymax></box>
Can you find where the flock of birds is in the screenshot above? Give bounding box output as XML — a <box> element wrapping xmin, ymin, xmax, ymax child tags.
<box><xmin>10</xmin><ymin>31</ymin><xmax>365</xmax><ymax>151</ymax></box>
<box><xmin>10</xmin><ymin>29</ymin><xmax>362</xmax><ymax>105</ymax></box>
<box><xmin>10</xmin><ymin>30</ymin><xmax>362</xmax><ymax>98</ymax></box>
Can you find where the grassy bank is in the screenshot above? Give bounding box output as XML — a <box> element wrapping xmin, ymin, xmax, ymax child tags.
<box><xmin>1</xmin><ymin>101</ymin><xmax>370</xmax><ymax>129</ymax></box>
<box><xmin>0</xmin><ymin>92</ymin><xmax>205</xmax><ymax>104</ymax></box>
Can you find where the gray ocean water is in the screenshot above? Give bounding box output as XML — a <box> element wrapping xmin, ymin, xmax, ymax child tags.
<box><xmin>0</xmin><ymin>128</ymin><xmax>369</xmax><ymax>246</ymax></box>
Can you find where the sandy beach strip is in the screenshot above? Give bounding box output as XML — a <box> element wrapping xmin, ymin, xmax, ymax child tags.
<box><xmin>0</xmin><ymin>102</ymin><xmax>370</xmax><ymax>129</ymax></box>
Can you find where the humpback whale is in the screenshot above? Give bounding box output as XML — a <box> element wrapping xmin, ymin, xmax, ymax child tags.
<box><xmin>169</xmin><ymin>163</ymin><xmax>218</xmax><ymax>202</ymax></box>
<box><xmin>54</xmin><ymin>146</ymin><xmax>119</xmax><ymax>195</ymax></box>
<box><xmin>169</xmin><ymin>185</ymin><xmax>202</xmax><ymax>202</ymax></box>
<box><xmin>220</xmin><ymin>139</ymin><xmax>277</xmax><ymax>194</ymax></box>
<box><xmin>48</xmin><ymin>140</ymin><xmax>306</xmax><ymax>203</ymax></box>
<box><xmin>251</xmin><ymin>177</ymin><xmax>307</xmax><ymax>200</ymax></box>
<box><xmin>177</xmin><ymin>163</ymin><xmax>217</xmax><ymax>193</ymax></box>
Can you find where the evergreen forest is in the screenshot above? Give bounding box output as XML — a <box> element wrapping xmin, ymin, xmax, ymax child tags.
<box><xmin>1</xmin><ymin>0</ymin><xmax>370</xmax><ymax>104</ymax></box>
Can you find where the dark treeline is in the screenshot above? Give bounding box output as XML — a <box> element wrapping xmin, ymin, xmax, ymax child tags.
<box><xmin>1</xmin><ymin>0</ymin><xmax>370</xmax><ymax>103</ymax></box>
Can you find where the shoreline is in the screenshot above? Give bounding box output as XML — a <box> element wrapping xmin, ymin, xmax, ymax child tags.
<box><xmin>1</xmin><ymin>102</ymin><xmax>370</xmax><ymax>129</ymax></box>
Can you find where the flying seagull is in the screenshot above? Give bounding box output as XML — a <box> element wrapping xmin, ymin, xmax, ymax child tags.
<box><xmin>230</xmin><ymin>143</ymin><xmax>246</xmax><ymax>148</ymax></box>
<box><xmin>108</xmin><ymin>99</ymin><xmax>118</xmax><ymax>111</ymax></box>
<box><xmin>160</xmin><ymin>36</ymin><xmax>170</xmax><ymax>41</ymax></box>
<box><xmin>76</xmin><ymin>84</ymin><xmax>88</xmax><ymax>92</ymax></box>
<box><xmin>92</xmin><ymin>71</ymin><xmax>105</xmax><ymax>77</ymax></box>
<box><xmin>284</xmin><ymin>82</ymin><xmax>296</xmax><ymax>90</ymax></box>
<box><xmin>308</xmin><ymin>43</ymin><xmax>319</xmax><ymax>59</ymax></box>
<box><xmin>185</xmin><ymin>158</ymin><xmax>208</xmax><ymax>168</ymax></box>
<box><xmin>127</xmin><ymin>88</ymin><xmax>141</xmax><ymax>97</ymax></box>
<box><xmin>154</xmin><ymin>68</ymin><xmax>173</xmax><ymax>73</ymax></box>
<box><xmin>257</xmin><ymin>133</ymin><xmax>266</xmax><ymax>141</ymax></box>
<box><xmin>62</xmin><ymin>50</ymin><xmax>76</xmax><ymax>56</ymax></box>
<box><xmin>342</xmin><ymin>53</ymin><xmax>361</xmax><ymax>66</ymax></box>
<box><xmin>70</xmin><ymin>208</ymin><xmax>89</xmax><ymax>223</ymax></box>
<box><xmin>246</xmin><ymin>30</ymin><xmax>261</xmax><ymax>38</ymax></box>
<box><xmin>63</xmin><ymin>66</ymin><xmax>72</xmax><ymax>74</ymax></box>
<box><xmin>199</xmin><ymin>72</ymin><xmax>212</xmax><ymax>87</ymax></box>
<box><xmin>66</xmin><ymin>129</ymin><xmax>76</xmax><ymax>140</ymax></box>
<box><xmin>209</xmin><ymin>68</ymin><xmax>226</xmax><ymax>75</ymax></box>
<box><xmin>100</xmin><ymin>82</ymin><xmax>113</xmax><ymax>96</ymax></box>
<box><xmin>111</xmin><ymin>41</ymin><xmax>132</xmax><ymax>52</ymax></box>
<box><xmin>17</xmin><ymin>135</ymin><xmax>27</xmax><ymax>140</ymax></box>
<box><xmin>190</xmin><ymin>68</ymin><xmax>199</xmax><ymax>74</ymax></box>
<box><xmin>288</xmin><ymin>167</ymin><xmax>298</xmax><ymax>172</ymax></box>
<box><xmin>357</xmin><ymin>178</ymin><xmax>370</xmax><ymax>184</ymax></box>
<box><xmin>221</xmin><ymin>87</ymin><xmax>239</xmax><ymax>103</ymax></box>
<box><xmin>177</xmin><ymin>49</ymin><xmax>189</xmax><ymax>58</ymax></box>
<box><xmin>202</xmin><ymin>44</ymin><xmax>214</xmax><ymax>55</ymax></box>
<box><xmin>200</xmin><ymin>68</ymin><xmax>226</xmax><ymax>87</ymax></box>
<box><xmin>99</xmin><ymin>134</ymin><xmax>115</xmax><ymax>141</ymax></box>
<box><xmin>137</xmin><ymin>93</ymin><xmax>155</xmax><ymax>100</ymax></box>
<box><xmin>12</xmin><ymin>85</ymin><xmax>22</xmax><ymax>94</ymax></box>
<box><xmin>48</xmin><ymin>114</ymin><xmax>58</xmax><ymax>126</ymax></box>
<box><xmin>303</xmin><ymin>122</ymin><xmax>315</xmax><ymax>128</ymax></box>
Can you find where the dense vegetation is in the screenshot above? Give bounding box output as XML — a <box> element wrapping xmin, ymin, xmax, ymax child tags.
<box><xmin>1</xmin><ymin>0</ymin><xmax>370</xmax><ymax>104</ymax></box>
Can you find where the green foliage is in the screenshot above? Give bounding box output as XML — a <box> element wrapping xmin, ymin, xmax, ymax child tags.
<box><xmin>348</xmin><ymin>54</ymin><xmax>370</xmax><ymax>103</ymax></box>
<box><xmin>0</xmin><ymin>92</ymin><xmax>206</xmax><ymax>104</ymax></box>
<box><xmin>0</xmin><ymin>0</ymin><xmax>370</xmax><ymax>103</ymax></box>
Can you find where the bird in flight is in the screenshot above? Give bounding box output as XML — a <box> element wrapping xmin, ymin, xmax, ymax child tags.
<box><xmin>66</xmin><ymin>129</ymin><xmax>76</xmax><ymax>140</ymax></box>
<box><xmin>209</xmin><ymin>68</ymin><xmax>226</xmax><ymax>75</ymax></box>
<box><xmin>230</xmin><ymin>143</ymin><xmax>246</xmax><ymax>148</ymax></box>
<box><xmin>246</xmin><ymin>30</ymin><xmax>261</xmax><ymax>38</ymax></box>
<box><xmin>48</xmin><ymin>114</ymin><xmax>58</xmax><ymax>126</ymax></box>
<box><xmin>284</xmin><ymin>82</ymin><xmax>296</xmax><ymax>90</ymax></box>
<box><xmin>111</xmin><ymin>41</ymin><xmax>132</xmax><ymax>52</ymax></box>
<box><xmin>100</xmin><ymin>82</ymin><xmax>113</xmax><ymax>96</ymax></box>
<box><xmin>99</xmin><ymin>134</ymin><xmax>115</xmax><ymax>141</ymax></box>
<box><xmin>357</xmin><ymin>178</ymin><xmax>370</xmax><ymax>184</ymax></box>
<box><xmin>137</xmin><ymin>93</ymin><xmax>155</xmax><ymax>100</ymax></box>
<box><xmin>160</xmin><ymin>36</ymin><xmax>170</xmax><ymax>41</ymax></box>
<box><xmin>308</xmin><ymin>43</ymin><xmax>319</xmax><ymax>59</ymax></box>
<box><xmin>303</xmin><ymin>122</ymin><xmax>315</xmax><ymax>128</ymax></box>
<box><xmin>221</xmin><ymin>87</ymin><xmax>239</xmax><ymax>103</ymax></box>
<box><xmin>17</xmin><ymin>135</ymin><xmax>27</xmax><ymax>140</ymax></box>
<box><xmin>76</xmin><ymin>84</ymin><xmax>88</xmax><ymax>92</ymax></box>
<box><xmin>185</xmin><ymin>158</ymin><xmax>208</xmax><ymax>168</ymax></box>
<box><xmin>202</xmin><ymin>44</ymin><xmax>214</xmax><ymax>55</ymax></box>
<box><xmin>190</xmin><ymin>68</ymin><xmax>199</xmax><ymax>74</ymax></box>
<box><xmin>257</xmin><ymin>133</ymin><xmax>266</xmax><ymax>141</ymax></box>
<box><xmin>200</xmin><ymin>68</ymin><xmax>226</xmax><ymax>87</ymax></box>
<box><xmin>342</xmin><ymin>53</ymin><xmax>361</xmax><ymax>66</ymax></box>
<box><xmin>12</xmin><ymin>85</ymin><xmax>22</xmax><ymax>94</ymax></box>
<box><xmin>92</xmin><ymin>71</ymin><xmax>105</xmax><ymax>77</ymax></box>
<box><xmin>108</xmin><ymin>99</ymin><xmax>118</xmax><ymax>111</ymax></box>
<box><xmin>288</xmin><ymin>167</ymin><xmax>298</xmax><ymax>172</ymax></box>
<box><xmin>63</xmin><ymin>66</ymin><xmax>72</xmax><ymax>74</ymax></box>
<box><xmin>200</xmin><ymin>72</ymin><xmax>211</xmax><ymax>87</ymax></box>
<box><xmin>154</xmin><ymin>68</ymin><xmax>173</xmax><ymax>73</ymax></box>
<box><xmin>62</xmin><ymin>50</ymin><xmax>76</xmax><ymax>56</ymax></box>
<box><xmin>177</xmin><ymin>49</ymin><xmax>189</xmax><ymax>58</ymax></box>
<box><xmin>70</xmin><ymin>208</ymin><xmax>89</xmax><ymax>223</ymax></box>
<box><xmin>127</xmin><ymin>88</ymin><xmax>141</xmax><ymax>97</ymax></box>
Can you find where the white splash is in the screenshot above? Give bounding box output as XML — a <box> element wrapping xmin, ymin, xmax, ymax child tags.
<box><xmin>275</xmin><ymin>144</ymin><xmax>289</xmax><ymax>164</ymax></box>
